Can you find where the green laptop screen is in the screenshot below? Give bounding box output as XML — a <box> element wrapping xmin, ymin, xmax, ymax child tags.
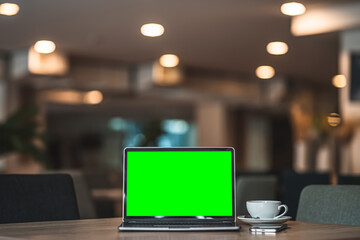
<box><xmin>126</xmin><ymin>150</ymin><xmax>233</xmax><ymax>217</ymax></box>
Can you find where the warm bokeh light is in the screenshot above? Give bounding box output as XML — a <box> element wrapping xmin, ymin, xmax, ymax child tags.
<box><xmin>328</xmin><ymin>113</ymin><xmax>341</xmax><ymax>127</ymax></box>
<box><xmin>42</xmin><ymin>90</ymin><xmax>83</xmax><ymax>105</ymax></box>
<box><xmin>84</xmin><ymin>90</ymin><xmax>103</xmax><ymax>104</ymax></box>
<box><xmin>152</xmin><ymin>61</ymin><xmax>183</xmax><ymax>86</ymax></box>
<box><xmin>291</xmin><ymin>5</ymin><xmax>358</xmax><ymax>36</ymax></box>
<box><xmin>266</xmin><ymin>41</ymin><xmax>288</xmax><ymax>55</ymax></box>
<box><xmin>255</xmin><ymin>65</ymin><xmax>275</xmax><ymax>79</ymax></box>
<box><xmin>281</xmin><ymin>2</ymin><xmax>306</xmax><ymax>16</ymax></box>
<box><xmin>140</xmin><ymin>23</ymin><xmax>164</xmax><ymax>37</ymax></box>
<box><xmin>159</xmin><ymin>54</ymin><xmax>179</xmax><ymax>68</ymax></box>
<box><xmin>28</xmin><ymin>46</ymin><xmax>69</xmax><ymax>75</ymax></box>
<box><xmin>332</xmin><ymin>74</ymin><xmax>347</xmax><ymax>88</ymax></box>
<box><xmin>0</xmin><ymin>3</ymin><xmax>19</xmax><ymax>16</ymax></box>
<box><xmin>42</xmin><ymin>90</ymin><xmax>103</xmax><ymax>105</ymax></box>
<box><xmin>34</xmin><ymin>40</ymin><xmax>56</xmax><ymax>54</ymax></box>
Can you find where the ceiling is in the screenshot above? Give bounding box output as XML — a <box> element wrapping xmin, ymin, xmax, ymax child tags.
<box><xmin>0</xmin><ymin>0</ymin><xmax>354</xmax><ymax>83</ymax></box>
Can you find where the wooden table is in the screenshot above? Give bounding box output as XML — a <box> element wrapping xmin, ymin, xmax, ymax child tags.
<box><xmin>1</xmin><ymin>218</ymin><xmax>360</xmax><ymax>240</ymax></box>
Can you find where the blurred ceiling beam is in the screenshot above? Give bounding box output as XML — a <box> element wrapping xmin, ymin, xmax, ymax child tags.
<box><xmin>8</xmin><ymin>53</ymin><xmax>289</xmax><ymax>110</ymax></box>
<box><xmin>69</xmin><ymin>57</ymin><xmax>128</xmax><ymax>92</ymax></box>
<box><xmin>291</xmin><ymin>2</ymin><xmax>360</xmax><ymax>36</ymax></box>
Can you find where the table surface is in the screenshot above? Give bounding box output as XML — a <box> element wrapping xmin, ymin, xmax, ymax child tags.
<box><xmin>1</xmin><ymin>218</ymin><xmax>360</xmax><ymax>240</ymax></box>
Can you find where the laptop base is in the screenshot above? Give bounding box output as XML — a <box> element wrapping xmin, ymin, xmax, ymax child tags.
<box><xmin>118</xmin><ymin>222</ymin><xmax>240</xmax><ymax>231</ymax></box>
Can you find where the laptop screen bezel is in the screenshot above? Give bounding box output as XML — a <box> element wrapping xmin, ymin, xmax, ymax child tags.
<box><xmin>122</xmin><ymin>147</ymin><xmax>236</xmax><ymax>221</ymax></box>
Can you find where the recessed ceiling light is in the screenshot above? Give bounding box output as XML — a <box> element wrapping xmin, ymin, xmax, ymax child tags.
<box><xmin>332</xmin><ymin>74</ymin><xmax>347</xmax><ymax>88</ymax></box>
<box><xmin>281</xmin><ymin>2</ymin><xmax>306</xmax><ymax>16</ymax></box>
<box><xmin>256</xmin><ymin>66</ymin><xmax>275</xmax><ymax>79</ymax></box>
<box><xmin>159</xmin><ymin>54</ymin><xmax>179</xmax><ymax>68</ymax></box>
<box><xmin>0</xmin><ymin>3</ymin><xmax>20</xmax><ymax>16</ymax></box>
<box><xmin>34</xmin><ymin>40</ymin><xmax>56</xmax><ymax>54</ymax></box>
<box><xmin>266</xmin><ymin>41</ymin><xmax>288</xmax><ymax>55</ymax></box>
<box><xmin>140</xmin><ymin>23</ymin><xmax>164</xmax><ymax>37</ymax></box>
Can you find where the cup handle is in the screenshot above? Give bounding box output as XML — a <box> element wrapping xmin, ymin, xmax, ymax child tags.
<box><xmin>274</xmin><ymin>204</ymin><xmax>288</xmax><ymax>219</ymax></box>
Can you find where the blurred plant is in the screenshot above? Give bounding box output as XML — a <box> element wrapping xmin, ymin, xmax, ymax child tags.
<box><xmin>0</xmin><ymin>105</ymin><xmax>47</xmax><ymax>167</ymax></box>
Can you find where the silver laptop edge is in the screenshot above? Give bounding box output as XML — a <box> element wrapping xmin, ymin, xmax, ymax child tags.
<box><xmin>118</xmin><ymin>226</ymin><xmax>239</xmax><ymax>231</ymax></box>
<box><xmin>119</xmin><ymin>147</ymin><xmax>239</xmax><ymax>231</ymax></box>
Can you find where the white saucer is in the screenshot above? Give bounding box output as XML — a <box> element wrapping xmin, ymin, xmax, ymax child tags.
<box><xmin>237</xmin><ymin>215</ymin><xmax>292</xmax><ymax>225</ymax></box>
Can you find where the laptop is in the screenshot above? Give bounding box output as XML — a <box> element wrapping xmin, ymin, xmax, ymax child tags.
<box><xmin>118</xmin><ymin>147</ymin><xmax>240</xmax><ymax>231</ymax></box>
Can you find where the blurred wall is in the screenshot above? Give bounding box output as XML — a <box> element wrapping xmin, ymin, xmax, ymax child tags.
<box><xmin>340</xmin><ymin>28</ymin><xmax>360</xmax><ymax>121</ymax></box>
<box><xmin>339</xmin><ymin>28</ymin><xmax>360</xmax><ymax>174</ymax></box>
<box><xmin>196</xmin><ymin>101</ymin><xmax>230</xmax><ymax>147</ymax></box>
<box><xmin>0</xmin><ymin>55</ymin><xmax>6</xmax><ymax>121</ymax></box>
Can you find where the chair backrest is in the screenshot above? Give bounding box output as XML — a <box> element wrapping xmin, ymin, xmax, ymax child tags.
<box><xmin>338</xmin><ymin>175</ymin><xmax>360</xmax><ymax>185</ymax></box>
<box><xmin>236</xmin><ymin>175</ymin><xmax>277</xmax><ymax>216</ymax></box>
<box><xmin>297</xmin><ymin>185</ymin><xmax>360</xmax><ymax>226</ymax></box>
<box><xmin>46</xmin><ymin>170</ymin><xmax>97</xmax><ymax>219</ymax></box>
<box><xmin>281</xmin><ymin>171</ymin><xmax>329</xmax><ymax>218</ymax></box>
<box><xmin>0</xmin><ymin>174</ymin><xmax>80</xmax><ymax>224</ymax></box>
<box><xmin>66</xmin><ymin>171</ymin><xmax>97</xmax><ymax>219</ymax></box>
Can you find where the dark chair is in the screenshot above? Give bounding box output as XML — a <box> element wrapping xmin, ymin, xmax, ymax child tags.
<box><xmin>0</xmin><ymin>174</ymin><xmax>80</xmax><ymax>224</ymax></box>
<box><xmin>46</xmin><ymin>170</ymin><xmax>97</xmax><ymax>219</ymax></box>
<box><xmin>297</xmin><ymin>185</ymin><xmax>360</xmax><ymax>225</ymax></box>
<box><xmin>281</xmin><ymin>171</ymin><xmax>329</xmax><ymax>218</ymax></box>
<box><xmin>338</xmin><ymin>175</ymin><xmax>360</xmax><ymax>185</ymax></box>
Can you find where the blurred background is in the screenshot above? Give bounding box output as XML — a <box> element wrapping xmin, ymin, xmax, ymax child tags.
<box><xmin>1</xmin><ymin>0</ymin><xmax>360</xmax><ymax>219</ymax></box>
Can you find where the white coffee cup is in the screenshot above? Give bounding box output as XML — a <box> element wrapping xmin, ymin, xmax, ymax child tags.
<box><xmin>246</xmin><ymin>200</ymin><xmax>288</xmax><ymax>219</ymax></box>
